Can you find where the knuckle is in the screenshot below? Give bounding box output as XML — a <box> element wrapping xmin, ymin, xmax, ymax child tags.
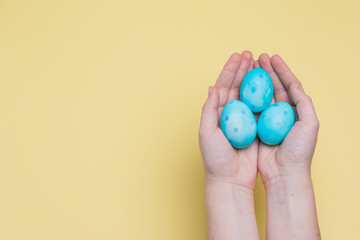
<box><xmin>309</xmin><ymin>118</ymin><xmax>320</xmax><ymax>130</ymax></box>
<box><xmin>315</xmin><ymin>116</ymin><xmax>320</xmax><ymax>128</ymax></box>
<box><xmin>306</xmin><ymin>95</ymin><xmax>313</xmax><ymax>103</ymax></box>
<box><xmin>303</xmin><ymin>95</ymin><xmax>313</xmax><ymax>105</ymax></box>
<box><xmin>201</xmin><ymin>102</ymin><xmax>207</xmax><ymax>113</ymax></box>
<box><xmin>289</xmin><ymin>81</ymin><xmax>301</xmax><ymax>91</ymax></box>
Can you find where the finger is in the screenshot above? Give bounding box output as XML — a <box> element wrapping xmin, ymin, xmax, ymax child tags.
<box><xmin>215</xmin><ymin>53</ymin><xmax>242</xmax><ymax>108</ymax></box>
<box><xmin>271</xmin><ymin>55</ymin><xmax>318</xmax><ymax>127</ymax></box>
<box><xmin>270</xmin><ymin>54</ymin><xmax>303</xmax><ymax>92</ymax></box>
<box><xmin>227</xmin><ymin>50</ymin><xmax>253</xmax><ymax>102</ymax></box>
<box><xmin>199</xmin><ymin>86</ymin><xmax>220</xmax><ymax>137</ymax></box>
<box><xmin>259</xmin><ymin>53</ymin><xmax>291</xmax><ymax>104</ymax></box>
<box><xmin>248</xmin><ymin>59</ymin><xmax>255</xmax><ymax>71</ymax></box>
<box><xmin>289</xmin><ymin>83</ymin><xmax>319</xmax><ymax>128</ymax></box>
<box><xmin>254</xmin><ymin>60</ymin><xmax>260</xmax><ymax>68</ymax></box>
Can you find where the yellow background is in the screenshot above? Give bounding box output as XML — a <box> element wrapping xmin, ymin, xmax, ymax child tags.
<box><xmin>1</xmin><ymin>1</ymin><xmax>359</xmax><ymax>239</ymax></box>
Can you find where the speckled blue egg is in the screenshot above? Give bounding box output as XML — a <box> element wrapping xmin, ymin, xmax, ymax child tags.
<box><xmin>258</xmin><ymin>102</ymin><xmax>295</xmax><ymax>145</ymax></box>
<box><xmin>240</xmin><ymin>68</ymin><xmax>273</xmax><ymax>113</ymax></box>
<box><xmin>220</xmin><ymin>100</ymin><xmax>257</xmax><ymax>148</ymax></box>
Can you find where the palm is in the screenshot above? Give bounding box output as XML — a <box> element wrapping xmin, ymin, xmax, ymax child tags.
<box><xmin>258</xmin><ymin>121</ymin><xmax>308</xmax><ymax>179</ymax></box>
<box><xmin>203</xmin><ymin>125</ymin><xmax>259</xmax><ymax>189</ymax></box>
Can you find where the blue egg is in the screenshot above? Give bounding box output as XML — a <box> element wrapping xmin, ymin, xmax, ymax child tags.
<box><xmin>220</xmin><ymin>100</ymin><xmax>257</xmax><ymax>148</ymax></box>
<box><xmin>240</xmin><ymin>68</ymin><xmax>274</xmax><ymax>113</ymax></box>
<box><xmin>258</xmin><ymin>102</ymin><xmax>295</xmax><ymax>145</ymax></box>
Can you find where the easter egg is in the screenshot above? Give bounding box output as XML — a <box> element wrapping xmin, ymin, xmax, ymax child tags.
<box><xmin>257</xmin><ymin>102</ymin><xmax>295</xmax><ymax>145</ymax></box>
<box><xmin>240</xmin><ymin>68</ymin><xmax>274</xmax><ymax>113</ymax></box>
<box><xmin>220</xmin><ymin>100</ymin><xmax>257</xmax><ymax>148</ymax></box>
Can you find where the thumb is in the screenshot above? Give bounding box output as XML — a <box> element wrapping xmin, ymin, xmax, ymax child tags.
<box><xmin>199</xmin><ymin>86</ymin><xmax>220</xmax><ymax>137</ymax></box>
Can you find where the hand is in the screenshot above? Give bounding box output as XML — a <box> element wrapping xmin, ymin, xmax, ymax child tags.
<box><xmin>199</xmin><ymin>51</ymin><xmax>260</xmax><ymax>240</ymax></box>
<box><xmin>254</xmin><ymin>54</ymin><xmax>320</xmax><ymax>187</ymax></box>
<box><xmin>254</xmin><ymin>54</ymin><xmax>321</xmax><ymax>240</ymax></box>
<box><xmin>199</xmin><ymin>51</ymin><xmax>258</xmax><ymax>191</ymax></box>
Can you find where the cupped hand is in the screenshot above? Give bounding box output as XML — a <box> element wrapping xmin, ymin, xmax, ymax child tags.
<box><xmin>199</xmin><ymin>51</ymin><xmax>259</xmax><ymax>191</ymax></box>
<box><xmin>254</xmin><ymin>54</ymin><xmax>320</xmax><ymax>187</ymax></box>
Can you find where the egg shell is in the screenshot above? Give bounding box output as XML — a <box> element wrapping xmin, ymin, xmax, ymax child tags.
<box><xmin>220</xmin><ymin>100</ymin><xmax>257</xmax><ymax>148</ymax></box>
<box><xmin>258</xmin><ymin>102</ymin><xmax>295</xmax><ymax>145</ymax></box>
<box><xmin>240</xmin><ymin>68</ymin><xmax>274</xmax><ymax>113</ymax></box>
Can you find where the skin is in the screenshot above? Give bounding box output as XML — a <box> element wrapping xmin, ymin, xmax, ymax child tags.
<box><xmin>199</xmin><ymin>51</ymin><xmax>321</xmax><ymax>240</ymax></box>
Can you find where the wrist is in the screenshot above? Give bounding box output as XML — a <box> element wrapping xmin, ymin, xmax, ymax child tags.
<box><xmin>205</xmin><ymin>177</ymin><xmax>254</xmax><ymax>205</ymax></box>
<box><xmin>263</xmin><ymin>170</ymin><xmax>320</xmax><ymax>240</ymax></box>
<box><xmin>263</xmin><ymin>170</ymin><xmax>313</xmax><ymax>199</ymax></box>
<box><xmin>204</xmin><ymin>177</ymin><xmax>260</xmax><ymax>240</ymax></box>
<box><xmin>261</xmin><ymin>164</ymin><xmax>312</xmax><ymax>190</ymax></box>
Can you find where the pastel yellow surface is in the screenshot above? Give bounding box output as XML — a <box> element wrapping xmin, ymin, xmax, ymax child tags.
<box><xmin>1</xmin><ymin>1</ymin><xmax>359</xmax><ymax>239</ymax></box>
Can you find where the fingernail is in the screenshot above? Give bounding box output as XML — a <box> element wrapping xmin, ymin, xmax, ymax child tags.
<box><xmin>208</xmin><ymin>86</ymin><xmax>213</xmax><ymax>97</ymax></box>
